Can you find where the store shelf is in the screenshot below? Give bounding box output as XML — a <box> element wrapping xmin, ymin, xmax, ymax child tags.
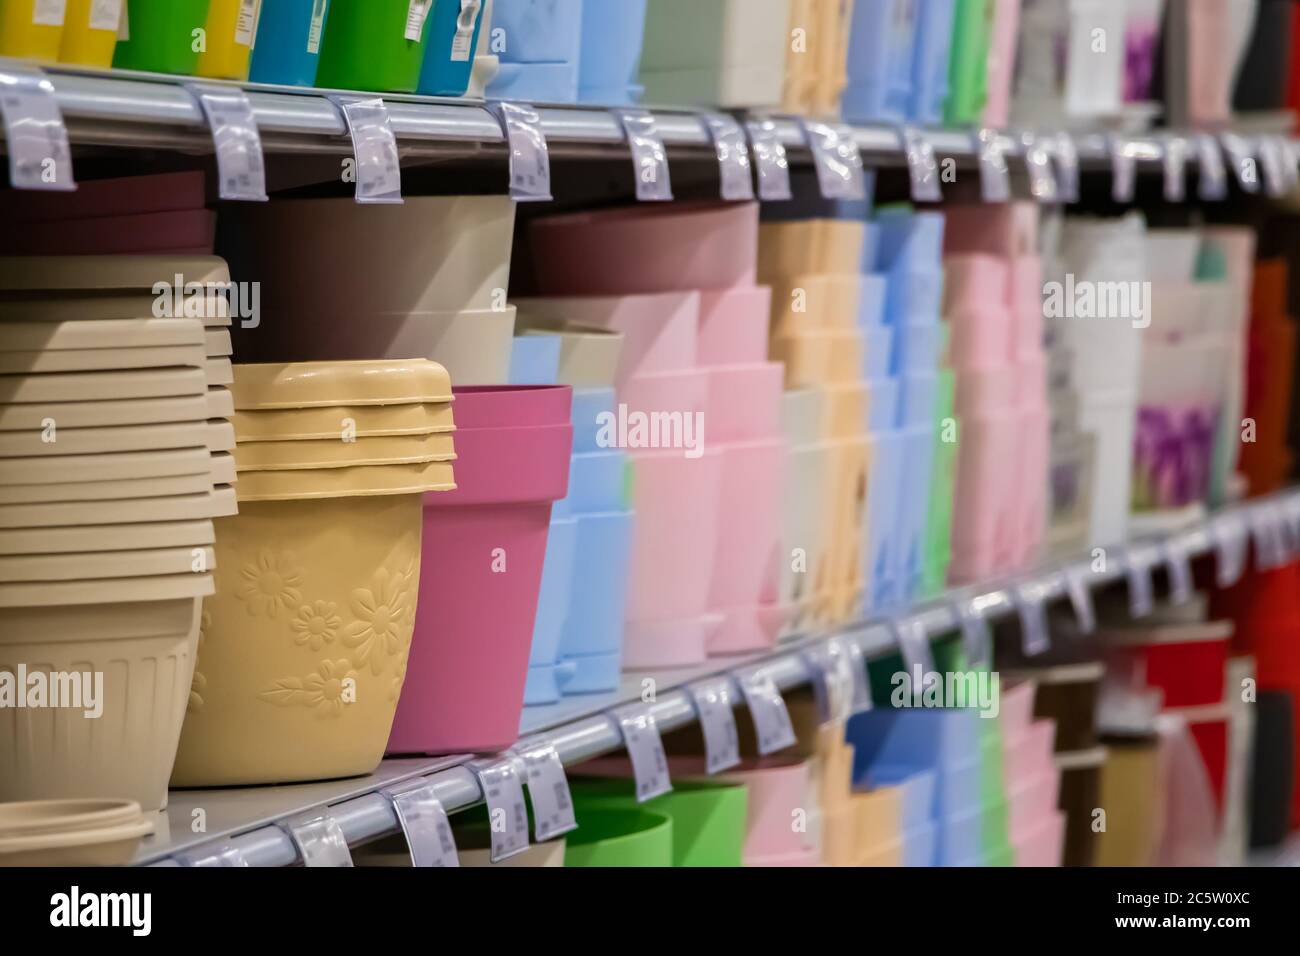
<box><xmin>9</xmin><ymin>63</ymin><xmax>1288</xmax><ymax>173</ymax></box>
<box><xmin>131</xmin><ymin>487</ymin><xmax>1300</xmax><ymax>867</ymax></box>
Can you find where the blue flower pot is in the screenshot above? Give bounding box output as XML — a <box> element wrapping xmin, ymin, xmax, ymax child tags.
<box><xmin>578</xmin><ymin>0</ymin><xmax>646</xmax><ymax>102</ymax></box>
<box><xmin>250</xmin><ymin>0</ymin><xmax>333</xmax><ymax>87</ymax></box>
<box><xmin>558</xmin><ymin>509</ymin><xmax>634</xmax><ymax>693</ymax></box>
<box><xmin>524</xmin><ymin>513</ymin><xmax>578</xmax><ymax>705</ymax></box>
<box><xmin>417</xmin><ymin>0</ymin><xmax>489</xmax><ymax>96</ymax></box>
<box><xmin>509</xmin><ymin>333</ymin><xmax>562</xmax><ymax>385</ymax></box>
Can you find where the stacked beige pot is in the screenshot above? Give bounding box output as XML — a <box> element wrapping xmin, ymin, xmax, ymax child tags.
<box><xmin>170</xmin><ymin>359</ymin><xmax>456</xmax><ymax>787</ymax></box>
<box><xmin>0</xmin><ymin>257</ymin><xmax>240</xmax><ymax>813</ymax></box>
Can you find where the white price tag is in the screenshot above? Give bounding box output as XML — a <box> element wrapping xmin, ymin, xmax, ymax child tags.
<box><xmin>973</xmin><ymin>128</ymin><xmax>1011</xmax><ymax>202</ymax></box>
<box><xmin>488</xmin><ymin>101</ymin><xmax>552</xmax><ymax>202</ymax></box>
<box><xmin>405</xmin><ymin>0</ymin><xmax>431</xmax><ymax>41</ymax></box>
<box><xmin>687</xmin><ymin>677</ymin><xmax>741</xmax><ymax>774</ymax></box>
<box><xmin>1019</xmin><ymin>131</ymin><xmax>1058</xmax><ymax>203</ymax></box>
<box><xmin>1163</xmin><ymin>537</ymin><xmax>1195</xmax><ymax>606</ymax></box>
<box><xmin>1162</xmin><ymin>134</ymin><xmax>1188</xmax><ymax>202</ymax></box>
<box><xmin>1221</xmin><ymin>132</ymin><xmax>1260</xmax><ymax>194</ymax></box>
<box><xmin>33</xmin><ymin>0</ymin><xmax>66</xmax><ymax>26</ymax></box>
<box><xmin>1285</xmin><ymin>495</ymin><xmax>1300</xmax><ymax>550</ymax></box>
<box><xmin>898</xmin><ymin>125</ymin><xmax>942</xmax><ymax>202</ymax></box>
<box><xmin>0</xmin><ymin>64</ymin><xmax>75</xmax><ymax>192</ymax></box>
<box><xmin>235</xmin><ymin>0</ymin><xmax>259</xmax><ymax>45</ymax></box>
<box><xmin>1109</xmin><ymin>134</ymin><xmax>1137</xmax><ymax>204</ymax></box>
<box><xmin>745</xmin><ymin>117</ymin><xmax>792</xmax><ymax>201</ymax></box>
<box><xmin>451</xmin><ymin>0</ymin><xmax>481</xmax><ymax>62</ymax></box>
<box><xmin>382</xmin><ymin>782</ymin><xmax>459</xmax><ymax>867</ymax></box>
<box><xmin>952</xmin><ymin>596</ymin><xmax>992</xmax><ymax>669</ymax></box>
<box><xmin>174</xmin><ymin>841</ymin><xmax>249</xmax><ymax>867</ymax></box>
<box><xmin>470</xmin><ymin>759</ymin><xmax>530</xmax><ymax>862</ymax></box>
<box><xmin>841</xmin><ymin>637</ymin><xmax>873</xmax><ymax>714</ymax></box>
<box><xmin>1258</xmin><ymin>135</ymin><xmax>1292</xmax><ymax>198</ymax></box>
<box><xmin>1195</xmin><ymin>132</ymin><xmax>1229</xmax><ymax>201</ymax></box>
<box><xmin>1063</xmin><ymin>564</ymin><xmax>1096</xmax><ymax>635</ymax></box>
<box><xmin>615</xmin><ymin>109</ymin><xmax>672</xmax><ymax>201</ymax></box>
<box><xmin>737</xmin><ymin>667</ymin><xmax>798</xmax><ymax>755</ymax></box>
<box><xmin>1013</xmin><ymin>580</ymin><xmax>1051</xmax><ymax>657</ymax></box>
<box><xmin>186</xmin><ymin>84</ymin><xmax>267</xmax><ymax>202</ymax></box>
<box><xmin>330</xmin><ymin>95</ymin><xmax>402</xmax><ymax>204</ymax></box>
<box><xmin>1125</xmin><ymin>545</ymin><xmax>1157</xmax><ymax>618</ymax></box>
<box><xmin>612</xmin><ymin>703</ymin><xmax>672</xmax><ymax>800</ymax></box>
<box><xmin>307</xmin><ymin>0</ymin><xmax>327</xmax><ymax>53</ymax></box>
<box><xmin>281</xmin><ymin>812</ymin><xmax>354</xmax><ymax>867</ymax></box>
<box><xmin>1212</xmin><ymin>512</ymin><xmax>1250</xmax><ymax>587</ymax></box>
<box><xmin>702</xmin><ymin>112</ymin><xmax>754</xmax><ymax>201</ymax></box>
<box><xmin>801</xmin><ymin>120</ymin><xmax>867</xmax><ymax>201</ymax></box>
<box><xmin>1250</xmin><ymin>503</ymin><xmax>1290</xmax><ymax>571</ymax></box>
<box><xmin>513</xmin><ymin>743</ymin><xmax>577</xmax><ymax>842</ymax></box>
<box><xmin>803</xmin><ymin>642</ymin><xmax>853</xmax><ymax>723</ymax></box>
<box><xmin>1051</xmin><ymin>132</ymin><xmax>1080</xmax><ymax>203</ymax></box>
<box><xmin>889</xmin><ymin>615</ymin><xmax>935</xmax><ymax>676</ymax></box>
<box><xmin>88</xmin><ymin>0</ymin><xmax>122</xmax><ymax>31</ymax></box>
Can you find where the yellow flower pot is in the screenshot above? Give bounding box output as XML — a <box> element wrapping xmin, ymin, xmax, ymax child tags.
<box><xmin>58</xmin><ymin>0</ymin><xmax>121</xmax><ymax>67</ymax></box>
<box><xmin>0</xmin><ymin>0</ymin><xmax>66</xmax><ymax>62</ymax></box>
<box><xmin>195</xmin><ymin>0</ymin><xmax>259</xmax><ymax>80</ymax></box>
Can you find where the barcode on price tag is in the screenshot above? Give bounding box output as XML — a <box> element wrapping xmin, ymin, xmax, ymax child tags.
<box><xmin>307</xmin><ymin>0</ymin><xmax>328</xmax><ymax>53</ymax></box>
<box><xmin>1163</xmin><ymin>537</ymin><xmax>1194</xmax><ymax>606</ymax></box>
<box><xmin>737</xmin><ymin>668</ymin><xmax>797</xmax><ymax>755</ymax></box>
<box><xmin>450</xmin><ymin>0</ymin><xmax>481</xmax><ymax>61</ymax></box>
<box><xmin>405</xmin><ymin>0</ymin><xmax>431</xmax><ymax>41</ymax></box>
<box><xmin>513</xmin><ymin>743</ymin><xmax>577</xmax><ymax>841</ymax></box>
<box><xmin>688</xmin><ymin>677</ymin><xmax>741</xmax><ymax>774</ymax></box>
<box><xmin>187</xmin><ymin>84</ymin><xmax>267</xmax><ymax>202</ymax></box>
<box><xmin>470</xmin><ymin>759</ymin><xmax>530</xmax><ymax>862</ymax></box>
<box><xmin>612</xmin><ymin>704</ymin><xmax>672</xmax><ymax>800</ymax></box>
<box><xmin>746</xmin><ymin>117</ymin><xmax>792</xmax><ymax>200</ymax></box>
<box><xmin>331</xmin><ymin>95</ymin><xmax>403</xmax><ymax>204</ymax></box>
<box><xmin>281</xmin><ymin>812</ymin><xmax>353</xmax><ymax>867</ymax></box>
<box><xmin>1063</xmin><ymin>564</ymin><xmax>1096</xmax><ymax>635</ymax></box>
<box><xmin>1213</xmin><ymin>512</ymin><xmax>1249</xmax><ymax>587</ymax></box>
<box><xmin>1125</xmin><ymin>544</ymin><xmax>1157</xmax><ymax>618</ymax></box>
<box><xmin>383</xmin><ymin>782</ymin><xmax>459</xmax><ymax>867</ymax></box>
<box><xmin>801</xmin><ymin>120</ymin><xmax>867</xmax><ymax>200</ymax></box>
<box><xmin>0</xmin><ymin>64</ymin><xmax>75</xmax><ymax>192</ymax></box>
<box><xmin>1013</xmin><ymin>581</ymin><xmax>1051</xmax><ymax>657</ymax></box>
<box><xmin>973</xmin><ymin>128</ymin><xmax>1011</xmax><ymax>202</ymax></box>
<box><xmin>702</xmin><ymin>112</ymin><xmax>754</xmax><ymax>201</ymax></box>
<box><xmin>615</xmin><ymin>109</ymin><xmax>673</xmax><ymax>201</ymax></box>
<box><xmin>488</xmin><ymin>101</ymin><xmax>552</xmax><ymax>202</ymax></box>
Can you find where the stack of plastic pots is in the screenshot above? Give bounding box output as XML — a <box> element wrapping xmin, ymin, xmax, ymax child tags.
<box><xmin>416</xmin><ymin>0</ymin><xmax>490</xmax><ymax>96</ymax></box>
<box><xmin>514</xmin><ymin>321</ymin><xmax>634</xmax><ymax>699</ymax></box>
<box><xmin>0</xmin><ymin>799</ymin><xmax>155</xmax><ymax>867</ymax></box>
<box><xmin>249</xmin><ymin>0</ymin><xmax>335</xmax><ymax>87</ymax></box>
<box><xmin>113</xmin><ymin>0</ymin><xmax>213</xmax><ymax>75</ymax></box>
<box><xmin>780</xmin><ymin>0</ymin><xmax>852</xmax><ymax>115</ymax></box>
<box><xmin>223</xmin><ymin>196</ymin><xmax>518</xmax><ymax>386</ymax></box>
<box><xmin>528</xmin><ymin>204</ymin><xmax>773</xmax><ymax>669</ymax></box>
<box><xmin>484</xmin><ymin>0</ymin><xmax>583</xmax><ymax>102</ymax></box>
<box><xmin>578</xmin><ymin>0</ymin><xmax>647</xmax><ymax>103</ymax></box>
<box><xmin>169</xmin><ymin>359</ymin><xmax>455</xmax><ymax>787</ymax></box>
<box><xmin>565</xmin><ymin>808</ymin><xmax>674</xmax><ymax>867</ymax></box>
<box><xmin>315</xmin><ymin>0</ymin><xmax>432</xmax><ymax>93</ymax></box>
<box><xmin>840</xmin><ymin>0</ymin><xmax>917</xmax><ymax>122</ymax></box>
<box><xmin>388</xmin><ymin>384</ymin><xmax>571</xmax><ymax>754</ymax></box>
<box><xmin>0</xmin><ymin>291</ymin><xmax>225</xmax><ymax>813</ymax></box>
<box><xmin>639</xmin><ymin>0</ymin><xmax>791</xmax><ymax>107</ymax></box>
<box><xmin>1010</xmin><ymin>0</ymin><xmax>1127</xmax><ymax>127</ymax></box>
<box><xmin>981</xmin><ymin>0</ymin><xmax>1022</xmax><ymax>127</ymax></box>
<box><xmin>998</xmin><ymin>680</ymin><xmax>1065</xmax><ymax>866</ymax></box>
<box><xmin>777</xmin><ymin>388</ymin><xmax>831</xmax><ymax>635</ymax></box>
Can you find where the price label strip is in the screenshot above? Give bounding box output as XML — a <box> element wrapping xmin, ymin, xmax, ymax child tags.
<box><xmin>281</xmin><ymin>811</ymin><xmax>354</xmax><ymax>867</ymax></box>
<box><xmin>329</xmin><ymin>95</ymin><xmax>402</xmax><ymax>204</ymax></box>
<box><xmin>186</xmin><ymin>83</ymin><xmax>267</xmax><ymax>202</ymax></box>
<box><xmin>0</xmin><ymin>63</ymin><xmax>75</xmax><ymax>192</ymax></box>
<box><xmin>487</xmin><ymin>100</ymin><xmax>552</xmax><ymax>202</ymax></box>
<box><xmin>1109</xmin><ymin>134</ymin><xmax>1137</xmax><ymax>204</ymax></box>
<box><xmin>702</xmin><ymin>112</ymin><xmax>754</xmax><ymax>201</ymax></box>
<box><xmin>802</xmin><ymin>641</ymin><xmax>853</xmax><ymax>724</ymax></box>
<box><xmin>1220</xmin><ymin>132</ymin><xmax>1260</xmax><ymax>194</ymax></box>
<box><xmin>890</xmin><ymin>615</ymin><xmax>935</xmax><ymax>676</ymax></box>
<box><xmin>1250</xmin><ymin>503</ymin><xmax>1290</xmax><ymax>571</ymax></box>
<box><xmin>1125</xmin><ymin>544</ymin><xmax>1157</xmax><ymax>619</ymax></box>
<box><xmin>470</xmin><ymin>758</ymin><xmax>530</xmax><ymax>862</ymax></box>
<box><xmin>1285</xmin><ymin>495</ymin><xmax>1300</xmax><ymax>552</ymax></box>
<box><xmin>973</xmin><ymin>127</ymin><xmax>1011</xmax><ymax>202</ymax></box>
<box><xmin>1195</xmin><ymin>132</ymin><xmax>1229</xmax><ymax>201</ymax></box>
<box><xmin>1012</xmin><ymin>580</ymin><xmax>1051</xmax><ymax>657</ymax></box>
<box><xmin>1162</xmin><ymin>537</ymin><xmax>1195</xmax><ymax>606</ymax></box>
<box><xmin>951</xmin><ymin>595</ymin><xmax>993</xmax><ymax>669</ymax></box>
<box><xmin>173</xmin><ymin>841</ymin><xmax>249</xmax><ymax>867</ymax></box>
<box><xmin>614</xmin><ymin>109</ymin><xmax>673</xmax><ymax>202</ymax></box>
<box><xmin>512</xmin><ymin>742</ymin><xmax>577</xmax><ymax>842</ymax></box>
<box><xmin>381</xmin><ymin>781</ymin><xmax>459</xmax><ymax>867</ymax></box>
<box><xmin>1018</xmin><ymin>131</ymin><xmax>1058</xmax><ymax>203</ymax></box>
<box><xmin>1212</xmin><ymin>511</ymin><xmax>1250</xmax><ymax>587</ymax></box>
<box><xmin>687</xmin><ymin>676</ymin><xmax>742</xmax><ymax>774</ymax></box>
<box><xmin>1063</xmin><ymin>563</ymin><xmax>1097</xmax><ymax>635</ymax></box>
<box><xmin>1162</xmin><ymin>134</ymin><xmax>1188</xmax><ymax>202</ymax></box>
<box><xmin>897</xmin><ymin>125</ymin><xmax>942</xmax><ymax>202</ymax></box>
<box><xmin>1051</xmin><ymin>131</ymin><xmax>1080</xmax><ymax>203</ymax></box>
<box><xmin>745</xmin><ymin>117</ymin><xmax>793</xmax><ymax>201</ymax></box>
<box><xmin>801</xmin><ymin>120</ymin><xmax>867</xmax><ymax>201</ymax></box>
<box><xmin>612</xmin><ymin>703</ymin><xmax>672</xmax><ymax>800</ymax></box>
<box><xmin>736</xmin><ymin>667</ymin><xmax>798</xmax><ymax>755</ymax></box>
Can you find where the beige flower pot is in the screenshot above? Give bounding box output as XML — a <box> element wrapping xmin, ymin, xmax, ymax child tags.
<box><xmin>0</xmin><ymin>318</ymin><xmax>205</xmax><ymax>351</ymax></box>
<box><xmin>0</xmin><ymin>518</ymin><xmax>214</xmax><ymax>556</ymax></box>
<box><xmin>0</xmin><ymin>490</ymin><xmax>226</xmax><ymax>529</ymax></box>
<box><xmin>0</xmin><ymin>447</ymin><xmax>213</xmax><ymax>485</ymax></box>
<box><xmin>0</xmin><ymin>422</ymin><xmax>226</xmax><ymax>458</ymax></box>
<box><xmin>233</xmin><ymin>402</ymin><xmax>455</xmax><ymax>442</ymax></box>
<box><xmin>235</xmin><ymin>461</ymin><xmax>455</xmax><ymax>502</ymax></box>
<box><xmin>232</xmin><ymin>432</ymin><xmax>456</xmax><ymax>472</ymax></box>
<box><xmin>231</xmin><ymin>359</ymin><xmax>453</xmax><ymax>410</ymax></box>
<box><xmin>0</xmin><ymin>472</ymin><xmax>213</xmax><ymax>505</ymax></box>
<box><xmin>0</xmin><ymin>800</ymin><xmax>154</xmax><ymax>867</ymax></box>
<box><xmin>0</xmin><ymin>345</ymin><xmax>206</xmax><ymax>375</ymax></box>
<box><xmin>0</xmin><ymin>393</ymin><xmax>210</xmax><ymax>431</ymax></box>
<box><xmin>0</xmin><ymin>546</ymin><xmax>215</xmax><ymax>583</ymax></box>
<box><xmin>0</xmin><ymin>366</ymin><xmax>207</xmax><ymax>404</ymax></box>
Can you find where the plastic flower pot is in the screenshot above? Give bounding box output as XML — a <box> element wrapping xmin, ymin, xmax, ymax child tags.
<box><xmin>564</xmin><ymin>808</ymin><xmax>673</xmax><ymax>867</ymax></box>
<box><xmin>193</xmin><ymin>0</ymin><xmax>259</xmax><ymax>79</ymax></box>
<box><xmin>1</xmin><ymin>581</ymin><xmax>208</xmax><ymax>810</ymax></box>
<box><xmin>779</xmin><ymin>441</ymin><xmax>831</xmax><ymax>631</ymax></box>
<box><xmin>571</xmin><ymin>776</ymin><xmax>746</xmax><ymax>867</ymax></box>
<box><xmin>557</xmin><ymin>508</ymin><xmax>633</xmax><ymax>693</ymax></box>
<box><xmin>388</xmin><ymin>385</ymin><xmax>571</xmax><ymax>754</ymax></box>
<box><xmin>705</xmin><ymin>363</ymin><xmax>783</xmax><ymax>444</ymax></box>
<box><xmin>112</xmin><ymin>0</ymin><xmax>213</xmax><ymax>75</ymax></box>
<box><xmin>1007</xmin><ymin>771</ymin><xmax>1062</xmax><ymax>843</ymax></box>
<box><xmin>841</xmin><ymin>0</ymin><xmax>916</xmax><ymax>122</ymax></box>
<box><xmin>697</xmin><ymin>286</ymin><xmax>771</xmax><ymax>366</ymax></box>
<box><xmin>863</xmin><ymin>427</ymin><xmax>904</xmax><ymax>611</ymax></box>
<box><xmin>0</xmin><ymin>0</ymin><xmax>67</xmax><ymax>61</ymax></box>
<box><xmin>523</xmin><ymin>513</ymin><xmax>576</xmax><ymax>705</ymax></box>
<box><xmin>249</xmin><ymin>0</ymin><xmax>332</xmax><ymax>86</ymax></box>
<box><xmin>416</xmin><ymin>0</ymin><xmax>487</xmax><ymax>96</ymax></box>
<box><xmin>848</xmin><ymin>707</ymin><xmax>981</xmax><ymax>775</ymax></box>
<box><xmin>227</xmin><ymin>197</ymin><xmax>515</xmax><ymax>320</ymax></box>
<box><xmin>315</xmin><ymin>0</ymin><xmax>433</xmax><ymax>92</ymax></box>
<box><xmin>0</xmin><ymin>517</ymin><xmax>213</xmax><ymax>557</ymax></box>
<box><xmin>518</xmin><ymin>323</ymin><xmax>624</xmax><ymax>388</ymax></box>
<box><xmin>489</xmin><ymin>0</ymin><xmax>581</xmax><ymax>62</ymax></box>
<box><xmin>508</xmin><ymin>332</ymin><xmax>561</xmax><ymax>386</ymax></box>
<box><xmin>578</xmin><ymin>0</ymin><xmax>645</xmax><ymax>101</ymax></box>
<box><xmin>861</xmin><ymin>764</ymin><xmax>938</xmax><ymax>832</ymax></box>
<box><xmin>863</xmin><ymin>326</ymin><xmax>896</xmax><ymax>380</ymax></box>
<box><xmin>0</xmin><ymin>366</ymin><xmax>207</xmax><ymax>405</ymax></box>
<box><xmin>948</xmin><ymin>411</ymin><xmax>1020</xmax><ymax>581</ymax></box>
<box><xmin>565</xmin><ymin>449</ymin><xmax>626</xmax><ymax>511</ymax></box>
<box><xmin>232</xmin><ymin>402</ymin><xmax>454</xmax><ymax>443</ymax></box>
<box><xmin>531</xmin><ymin>203</ymin><xmax>760</xmax><ymax>296</ymax></box>
<box><xmin>0</xmin><ymin>418</ymin><xmax>227</xmax><ymax>458</ymax></box>
<box><xmin>1002</xmin><ymin>718</ymin><xmax>1057</xmax><ymax>784</ymax></box>
<box><xmin>0</xmin><ymin>392</ymin><xmax>211</xmax><ymax>432</ymax></box>
<box><xmin>0</xmin><ymin>488</ymin><xmax>228</xmax><ymax>529</ymax></box>
<box><xmin>570</xmin><ymin>387</ymin><xmax>616</xmax><ymax>453</ymax></box>
<box><xmin>234</xmin><ymin>460</ymin><xmax>452</xmax><ymax>501</ymax></box>
<box><xmin>231</xmin><ymin>432</ymin><xmax>454</xmax><ymax>472</ymax></box>
<box><xmin>0</xmin><ymin>341</ymin><xmax>206</xmax><ymax>375</ymax></box>
<box><xmin>0</xmin><ymin>800</ymin><xmax>154</xmax><ymax>867</ymax></box>
<box><xmin>782</xmin><ymin>387</ymin><xmax>823</xmax><ymax>446</ymax></box>
<box><xmin>231</xmin><ymin>359</ymin><xmax>454</xmax><ymax>410</ymax></box>
<box><xmin>937</xmin><ymin>801</ymin><xmax>984</xmax><ymax>866</ymax></box>
<box><xmin>515</xmin><ymin>292</ymin><xmax>699</xmax><ymax>388</ymax></box>
<box><xmin>0</xmin><ymin>472</ymin><xmax>214</xmax><ymax>507</ymax></box>
<box><xmin>0</xmin><ymin>544</ymin><xmax>215</xmax><ymax>582</ymax></box>
<box><xmin>1013</xmin><ymin>808</ymin><xmax>1065</xmax><ymax>867</ymax></box>
<box><xmin>759</xmin><ymin>219</ymin><xmax>868</xmax><ymax>281</ymax></box>
<box><xmin>57</xmin><ymin>0</ymin><xmax>123</xmax><ymax>67</ymax></box>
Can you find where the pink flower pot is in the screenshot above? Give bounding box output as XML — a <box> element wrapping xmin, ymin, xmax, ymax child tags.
<box><xmin>954</xmin><ymin>365</ymin><xmax>1018</xmax><ymax>416</ymax></box>
<box><xmin>530</xmin><ymin>202</ymin><xmax>760</xmax><ymax>295</ymax></box>
<box><xmin>949</xmin><ymin>412</ymin><xmax>1021</xmax><ymax>580</ymax></box>
<box><xmin>698</xmin><ymin>286</ymin><xmax>772</xmax><ymax>365</ymax></box>
<box><xmin>1003</xmin><ymin>719</ymin><xmax>1058</xmax><ymax>785</ymax></box>
<box><xmin>705</xmin><ymin>363</ymin><xmax>784</xmax><ymax>443</ymax></box>
<box><xmin>949</xmin><ymin>307</ymin><xmax>1015</xmax><ymax>370</ymax></box>
<box><xmin>623</xmin><ymin>613</ymin><xmax>724</xmax><ymax>669</ymax></box>
<box><xmin>388</xmin><ymin>386</ymin><xmax>572</xmax><ymax>755</ymax></box>
<box><xmin>1012</xmin><ymin>809</ymin><xmax>1065</xmax><ymax>867</ymax></box>
<box><xmin>1007</xmin><ymin>771</ymin><xmax>1062</xmax><ymax>842</ymax></box>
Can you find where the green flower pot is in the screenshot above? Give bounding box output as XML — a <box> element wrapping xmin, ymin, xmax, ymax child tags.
<box><xmin>315</xmin><ymin>0</ymin><xmax>432</xmax><ymax>93</ymax></box>
<box><xmin>112</xmin><ymin>0</ymin><xmax>213</xmax><ymax>76</ymax></box>
<box><xmin>564</xmin><ymin>808</ymin><xmax>673</xmax><ymax>867</ymax></box>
